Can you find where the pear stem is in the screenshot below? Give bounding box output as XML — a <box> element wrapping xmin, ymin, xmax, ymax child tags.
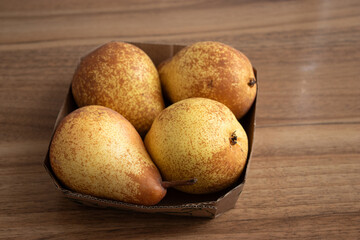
<box><xmin>161</xmin><ymin>178</ymin><xmax>197</xmax><ymax>189</ymax></box>
<box><xmin>230</xmin><ymin>131</ymin><xmax>238</xmax><ymax>145</ymax></box>
<box><xmin>248</xmin><ymin>78</ymin><xmax>257</xmax><ymax>87</ymax></box>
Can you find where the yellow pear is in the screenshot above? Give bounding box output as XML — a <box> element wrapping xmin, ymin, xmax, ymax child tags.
<box><xmin>72</xmin><ymin>41</ymin><xmax>165</xmax><ymax>136</ymax></box>
<box><xmin>158</xmin><ymin>41</ymin><xmax>256</xmax><ymax>119</ymax></box>
<box><xmin>50</xmin><ymin>105</ymin><xmax>172</xmax><ymax>205</ymax></box>
<box><xmin>145</xmin><ymin>98</ymin><xmax>248</xmax><ymax>194</ymax></box>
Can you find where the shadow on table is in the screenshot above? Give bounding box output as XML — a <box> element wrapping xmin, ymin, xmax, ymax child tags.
<box><xmin>50</xmin><ymin>196</ymin><xmax>213</xmax><ymax>238</ymax></box>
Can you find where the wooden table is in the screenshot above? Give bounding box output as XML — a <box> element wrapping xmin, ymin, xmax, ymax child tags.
<box><xmin>1</xmin><ymin>0</ymin><xmax>359</xmax><ymax>239</ymax></box>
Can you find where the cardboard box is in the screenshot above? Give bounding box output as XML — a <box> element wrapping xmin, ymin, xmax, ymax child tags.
<box><xmin>44</xmin><ymin>42</ymin><xmax>257</xmax><ymax>218</ymax></box>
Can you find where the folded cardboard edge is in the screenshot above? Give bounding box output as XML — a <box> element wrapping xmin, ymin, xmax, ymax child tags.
<box><xmin>43</xmin><ymin>42</ymin><xmax>257</xmax><ymax>219</ymax></box>
<box><xmin>63</xmin><ymin>189</ymin><xmax>218</xmax><ymax>218</ymax></box>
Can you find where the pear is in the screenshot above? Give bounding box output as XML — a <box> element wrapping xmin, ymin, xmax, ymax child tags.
<box><xmin>50</xmin><ymin>105</ymin><xmax>194</xmax><ymax>205</ymax></box>
<box><xmin>158</xmin><ymin>41</ymin><xmax>256</xmax><ymax>119</ymax></box>
<box><xmin>145</xmin><ymin>98</ymin><xmax>248</xmax><ymax>194</ymax></box>
<box><xmin>72</xmin><ymin>41</ymin><xmax>165</xmax><ymax>136</ymax></box>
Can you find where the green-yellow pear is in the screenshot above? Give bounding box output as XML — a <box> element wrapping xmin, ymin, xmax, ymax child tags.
<box><xmin>50</xmin><ymin>105</ymin><xmax>191</xmax><ymax>205</ymax></box>
<box><xmin>72</xmin><ymin>41</ymin><xmax>165</xmax><ymax>136</ymax></box>
<box><xmin>158</xmin><ymin>41</ymin><xmax>256</xmax><ymax>119</ymax></box>
<box><xmin>145</xmin><ymin>98</ymin><xmax>248</xmax><ymax>194</ymax></box>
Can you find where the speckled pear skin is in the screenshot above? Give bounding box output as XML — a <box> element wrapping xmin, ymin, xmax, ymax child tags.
<box><xmin>50</xmin><ymin>105</ymin><xmax>166</xmax><ymax>205</ymax></box>
<box><xmin>72</xmin><ymin>42</ymin><xmax>165</xmax><ymax>136</ymax></box>
<box><xmin>158</xmin><ymin>41</ymin><xmax>256</xmax><ymax>119</ymax></box>
<box><xmin>144</xmin><ymin>98</ymin><xmax>248</xmax><ymax>194</ymax></box>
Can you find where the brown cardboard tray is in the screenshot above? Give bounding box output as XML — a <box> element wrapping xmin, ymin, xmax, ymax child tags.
<box><xmin>44</xmin><ymin>42</ymin><xmax>257</xmax><ymax>218</ymax></box>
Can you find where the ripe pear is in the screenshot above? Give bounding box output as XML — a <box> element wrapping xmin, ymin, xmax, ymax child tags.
<box><xmin>158</xmin><ymin>41</ymin><xmax>256</xmax><ymax>119</ymax></box>
<box><xmin>144</xmin><ymin>98</ymin><xmax>248</xmax><ymax>194</ymax></box>
<box><xmin>50</xmin><ymin>105</ymin><xmax>194</xmax><ymax>205</ymax></box>
<box><xmin>72</xmin><ymin>41</ymin><xmax>165</xmax><ymax>136</ymax></box>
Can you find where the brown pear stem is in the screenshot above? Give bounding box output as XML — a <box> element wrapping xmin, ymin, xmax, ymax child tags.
<box><xmin>161</xmin><ymin>178</ymin><xmax>197</xmax><ymax>189</ymax></box>
<box><xmin>248</xmin><ymin>78</ymin><xmax>257</xmax><ymax>87</ymax></box>
<box><xmin>230</xmin><ymin>131</ymin><xmax>238</xmax><ymax>145</ymax></box>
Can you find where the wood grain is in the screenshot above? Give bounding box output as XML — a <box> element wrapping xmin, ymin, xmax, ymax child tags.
<box><xmin>0</xmin><ymin>0</ymin><xmax>359</xmax><ymax>239</ymax></box>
